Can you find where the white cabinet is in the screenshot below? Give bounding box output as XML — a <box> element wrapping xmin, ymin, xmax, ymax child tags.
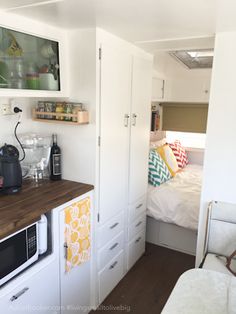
<box><xmin>99</xmin><ymin>44</ymin><xmax>131</xmax><ymax>224</ymax></box>
<box><xmin>0</xmin><ymin>258</ymin><xmax>60</xmax><ymax>314</ymax></box>
<box><xmin>96</xmin><ymin>38</ymin><xmax>152</xmax><ymax>304</ymax></box>
<box><xmin>59</xmin><ymin>192</ymin><xmax>93</xmax><ymax>314</ymax></box>
<box><xmin>128</xmin><ymin>55</ymin><xmax>152</xmax><ymax>204</ymax></box>
<box><xmin>152</xmin><ymin>77</ymin><xmax>165</xmax><ymax>100</ymax></box>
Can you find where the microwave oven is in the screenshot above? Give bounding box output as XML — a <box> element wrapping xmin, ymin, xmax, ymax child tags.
<box><xmin>0</xmin><ymin>215</ymin><xmax>47</xmax><ymax>286</ymax></box>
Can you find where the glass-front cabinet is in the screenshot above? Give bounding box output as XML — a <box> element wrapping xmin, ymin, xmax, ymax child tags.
<box><xmin>0</xmin><ymin>26</ymin><xmax>60</xmax><ymax>91</ymax></box>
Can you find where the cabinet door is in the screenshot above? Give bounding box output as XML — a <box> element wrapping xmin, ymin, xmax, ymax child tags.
<box><xmin>99</xmin><ymin>44</ymin><xmax>132</xmax><ymax>224</ymax></box>
<box><xmin>0</xmin><ymin>26</ymin><xmax>60</xmax><ymax>91</ymax></box>
<box><xmin>59</xmin><ymin>196</ymin><xmax>92</xmax><ymax>314</ymax></box>
<box><xmin>129</xmin><ymin>55</ymin><xmax>153</xmax><ymax>203</ymax></box>
<box><xmin>152</xmin><ymin>77</ymin><xmax>165</xmax><ymax>100</ymax></box>
<box><xmin>0</xmin><ymin>259</ymin><xmax>60</xmax><ymax>314</ymax></box>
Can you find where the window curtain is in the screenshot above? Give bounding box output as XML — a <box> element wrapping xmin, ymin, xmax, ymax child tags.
<box><xmin>161</xmin><ymin>102</ymin><xmax>208</xmax><ymax>133</ymax></box>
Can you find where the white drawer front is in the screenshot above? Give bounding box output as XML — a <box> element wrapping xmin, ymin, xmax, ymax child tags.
<box><xmin>98</xmin><ymin>232</ymin><xmax>124</xmax><ymax>271</ymax></box>
<box><xmin>99</xmin><ymin>250</ymin><xmax>124</xmax><ymax>303</ymax></box>
<box><xmin>128</xmin><ymin>213</ymin><xmax>146</xmax><ymax>241</ymax></box>
<box><xmin>98</xmin><ymin>212</ymin><xmax>124</xmax><ymax>248</ymax></box>
<box><xmin>128</xmin><ymin>197</ymin><xmax>146</xmax><ymax>221</ymax></box>
<box><xmin>0</xmin><ymin>260</ymin><xmax>59</xmax><ymax>314</ymax></box>
<box><xmin>128</xmin><ymin>230</ymin><xmax>145</xmax><ymax>270</ymax></box>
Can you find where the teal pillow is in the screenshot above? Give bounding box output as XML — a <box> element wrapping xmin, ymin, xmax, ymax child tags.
<box><xmin>148</xmin><ymin>150</ymin><xmax>171</xmax><ymax>187</ymax></box>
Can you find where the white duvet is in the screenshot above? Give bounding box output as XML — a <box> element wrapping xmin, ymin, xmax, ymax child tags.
<box><xmin>162</xmin><ymin>269</ymin><xmax>236</xmax><ymax>314</ymax></box>
<box><xmin>147</xmin><ymin>164</ymin><xmax>202</xmax><ymax>230</ymax></box>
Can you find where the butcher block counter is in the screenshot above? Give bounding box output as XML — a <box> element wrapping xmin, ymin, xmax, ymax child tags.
<box><xmin>0</xmin><ymin>179</ymin><xmax>93</xmax><ymax>240</ymax></box>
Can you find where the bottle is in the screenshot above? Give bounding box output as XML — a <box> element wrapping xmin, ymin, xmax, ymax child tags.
<box><xmin>50</xmin><ymin>134</ymin><xmax>61</xmax><ymax>181</ymax></box>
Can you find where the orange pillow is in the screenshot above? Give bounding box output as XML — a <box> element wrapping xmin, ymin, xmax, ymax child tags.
<box><xmin>156</xmin><ymin>144</ymin><xmax>179</xmax><ymax>176</ymax></box>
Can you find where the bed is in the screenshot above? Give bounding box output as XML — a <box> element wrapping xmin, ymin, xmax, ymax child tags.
<box><xmin>146</xmin><ymin>164</ymin><xmax>202</xmax><ymax>255</ymax></box>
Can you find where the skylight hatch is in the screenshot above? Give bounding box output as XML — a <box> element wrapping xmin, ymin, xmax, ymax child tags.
<box><xmin>169</xmin><ymin>49</ymin><xmax>214</xmax><ymax>69</ymax></box>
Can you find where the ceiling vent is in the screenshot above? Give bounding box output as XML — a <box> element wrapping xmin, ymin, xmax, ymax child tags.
<box><xmin>169</xmin><ymin>49</ymin><xmax>214</xmax><ymax>69</ymax></box>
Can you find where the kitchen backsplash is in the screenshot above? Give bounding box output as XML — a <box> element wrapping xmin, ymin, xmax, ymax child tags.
<box><xmin>0</xmin><ymin>97</ymin><xmax>96</xmax><ymax>184</ymax></box>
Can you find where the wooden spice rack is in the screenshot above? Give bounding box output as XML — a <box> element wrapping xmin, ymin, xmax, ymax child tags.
<box><xmin>32</xmin><ymin>108</ymin><xmax>89</xmax><ymax>125</ymax></box>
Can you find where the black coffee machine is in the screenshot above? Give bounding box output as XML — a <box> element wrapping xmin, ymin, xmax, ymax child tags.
<box><xmin>0</xmin><ymin>144</ymin><xmax>22</xmax><ymax>194</ymax></box>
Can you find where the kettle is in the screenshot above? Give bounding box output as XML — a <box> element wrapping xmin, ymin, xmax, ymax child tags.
<box><xmin>0</xmin><ymin>144</ymin><xmax>22</xmax><ymax>194</ymax></box>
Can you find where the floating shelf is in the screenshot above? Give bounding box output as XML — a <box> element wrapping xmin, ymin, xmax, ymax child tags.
<box><xmin>32</xmin><ymin>109</ymin><xmax>89</xmax><ymax>125</ymax></box>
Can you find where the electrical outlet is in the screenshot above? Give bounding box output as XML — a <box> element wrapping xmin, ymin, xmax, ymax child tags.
<box><xmin>0</xmin><ymin>104</ymin><xmax>12</xmax><ymax>115</ymax></box>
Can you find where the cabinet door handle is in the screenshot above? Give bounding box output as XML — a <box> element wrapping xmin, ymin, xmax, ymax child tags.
<box><xmin>64</xmin><ymin>242</ymin><xmax>68</xmax><ymax>259</ymax></box>
<box><xmin>132</xmin><ymin>113</ymin><xmax>137</xmax><ymax>126</ymax></box>
<box><xmin>136</xmin><ymin>203</ymin><xmax>143</xmax><ymax>209</ymax></box>
<box><xmin>109</xmin><ymin>242</ymin><xmax>119</xmax><ymax>250</ymax></box>
<box><xmin>110</xmin><ymin>222</ymin><xmax>119</xmax><ymax>229</ymax></box>
<box><xmin>109</xmin><ymin>261</ymin><xmax>118</xmax><ymax>269</ymax></box>
<box><xmin>135</xmin><ymin>221</ymin><xmax>142</xmax><ymax>227</ymax></box>
<box><xmin>135</xmin><ymin>237</ymin><xmax>142</xmax><ymax>243</ymax></box>
<box><xmin>10</xmin><ymin>287</ymin><xmax>29</xmax><ymax>302</ymax></box>
<box><xmin>124</xmin><ymin>114</ymin><xmax>130</xmax><ymax>127</ymax></box>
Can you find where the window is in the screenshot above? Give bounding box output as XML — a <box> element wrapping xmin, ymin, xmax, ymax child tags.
<box><xmin>166</xmin><ymin>131</ymin><xmax>206</xmax><ymax>149</ymax></box>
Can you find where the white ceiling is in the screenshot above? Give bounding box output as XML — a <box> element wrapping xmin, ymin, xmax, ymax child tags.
<box><xmin>0</xmin><ymin>0</ymin><xmax>217</xmax><ymax>45</ymax></box>
<box><xmin>3</xmin><ymin>0</ymin><xmax>236</xmax><ymax>54</ymax></box>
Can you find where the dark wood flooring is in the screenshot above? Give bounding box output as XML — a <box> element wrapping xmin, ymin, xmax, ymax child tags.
<box><xmin>93</xmin><ymin>243</ymin><xmax>195</xmax><ymax>314</ymax></box>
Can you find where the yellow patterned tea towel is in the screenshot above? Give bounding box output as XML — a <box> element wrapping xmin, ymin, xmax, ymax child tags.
<box><xmin>64</xmin><ymin>197</ymin><xmax>91</xmax><ymax>273</ymax></box>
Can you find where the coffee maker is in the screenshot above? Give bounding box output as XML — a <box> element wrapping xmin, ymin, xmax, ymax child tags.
<box><xmin>0</xmin><ymin>144</ymin><xmax>22</xmax><ymax>194</ymax></box>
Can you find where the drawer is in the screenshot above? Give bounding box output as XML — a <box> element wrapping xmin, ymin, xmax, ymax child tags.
<box><xmin>128</xmin><ymin>213</ymin><xmax>146</xmax><ymax>241</ymax></box>
<box><xmin>127</xmin><ymin>230</ymin><xmax>146</xmax><ymax>270</ymax></box>
<box><xmin>98</xmin><ymin>212</ymin><xmax>124</xmax><ymax>248</ymax></box>
<box><xmin>128</xmin><ymin>197</ymin><xmax>146</xmax><ymax>221</ymax></box>
<box><xmin>98</xmin><ymin>250</ymin><xmax>124</xmax><ymax>303</ymax></box>
<box><xmin>98</xmin><ymin>232</ymin><xmax>124</xmax><ymax>271</ymax></box>
<box><xmin>0</xmin><ymin>259</ymin><xmax>60</xmax><ymax>314</ymax></box>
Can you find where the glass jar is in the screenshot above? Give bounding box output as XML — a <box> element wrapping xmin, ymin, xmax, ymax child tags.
<box><xmin>55</xmin><ymin>102</ymin><xmax>64</xmax><ymax>120</ymax></box>
<box><xmin>64</xmin><ymin>103</ymin><xmax>73</xmax><ymax>121</ymax></box>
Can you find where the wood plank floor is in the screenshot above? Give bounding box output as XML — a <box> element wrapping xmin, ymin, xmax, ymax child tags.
<box><xmin>92</xmin><ymin>243</ymin><xmax>195</xmax><ymax>314</ymax></box>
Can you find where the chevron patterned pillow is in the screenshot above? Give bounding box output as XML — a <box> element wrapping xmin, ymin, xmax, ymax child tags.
<box><xmin>169</xmin><ymin>140</ymin><xmax>188</xmax><ymax>168</ymax></box>
<box><xmin>148</xmin><ymin>150</ymin><xmax>172</xmax><ymax>187</ymax></box>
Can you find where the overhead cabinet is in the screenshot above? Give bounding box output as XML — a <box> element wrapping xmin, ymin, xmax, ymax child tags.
<box><xmin>152</xmin><ymin>77</ymin><xmax>165</xmax><ymax>100</ymax></box>
<box><xmin>0</xmin><ymin>25</ymin><xmax>61</xmax><ymax>93</ymax></box>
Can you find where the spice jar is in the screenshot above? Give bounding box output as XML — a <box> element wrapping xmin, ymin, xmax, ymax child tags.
<box><xmin>64</xmin><ymin>103</ymin><xmax>73</xmax><ymax>121</ymax></box>
<box><xmin>55</xmin><ymin>102</ymin><xmax>64</xmax><ymax>120</ymax></box>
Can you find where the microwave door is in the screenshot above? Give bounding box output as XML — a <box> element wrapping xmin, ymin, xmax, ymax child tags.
<box><xmin>0</xmin><ymin>230</ymin><xmax>27</xmax><ymax>283</ymax></box>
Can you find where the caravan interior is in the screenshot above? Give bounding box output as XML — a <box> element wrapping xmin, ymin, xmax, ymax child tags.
<box><xmin>0</xmin><ymin>1</ymin><xmax>235</xmax><ymax>314</ymax></box>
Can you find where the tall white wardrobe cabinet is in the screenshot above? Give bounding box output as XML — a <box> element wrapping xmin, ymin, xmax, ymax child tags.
<box><xmin>68</xmin><ymin>28</ymin><xmax>153</xmax><ymax>308</ymax></box>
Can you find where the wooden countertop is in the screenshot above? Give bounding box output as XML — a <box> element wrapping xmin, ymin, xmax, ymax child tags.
<box><xmin>0</xmin><ymin>179</ymin><xmax>93</xmax><ymax>240</ymax></box>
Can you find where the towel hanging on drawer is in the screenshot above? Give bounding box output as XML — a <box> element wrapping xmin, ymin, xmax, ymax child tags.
<box><xmin>64</xmin><ymin>197</ymin><xmax>91</xmax><ymax>273</ymax></box>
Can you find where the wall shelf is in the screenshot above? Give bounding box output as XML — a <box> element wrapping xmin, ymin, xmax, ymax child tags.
<box><xmin>32</xmin><ymin>109</ymin><xmax>89</xmax><ymax>125</ymax></box>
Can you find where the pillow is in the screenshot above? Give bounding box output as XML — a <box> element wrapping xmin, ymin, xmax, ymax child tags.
<box><xmin>169</xmin><ymin>140</ymin><xmax>188</xmax><ymax>168</ymax></box>
<box><xmin>156</xmin><ymin>144</ymin><xmax>179</xmax><ymax>176</ymax></box>
<box><xmin>148</xmin><ymin>150</ymin><xmax>172</xmax><ymax>187</ymax></box>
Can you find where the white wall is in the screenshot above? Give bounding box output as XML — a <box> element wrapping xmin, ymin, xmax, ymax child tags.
<box><xmin>196</xmin><ymin>31</ymin><xmax>236</xmax><ymax>265</ymax></box>
<box><xmin>0</xmin><ymin>18</ymin><xmax>96</xmax><ymax>184</ymax></box>
<box><xmin>153</xmin><ymin>51</ymin><xmax>212</xmax><ymax>102</ymax></box>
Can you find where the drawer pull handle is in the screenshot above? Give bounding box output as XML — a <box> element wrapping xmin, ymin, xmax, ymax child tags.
<box><xmin>109</xmin><ymin>261</ymin><xmax>118</xmax><ymax>269</ymax></box>
<box><xmin>135</xmin><ymin>221</ymin><xmax>142</xmax><ymax>227</ymax></box>
<box><xmin>136</xmin><ymin>203</ymin><xmax>143</xmax><ymax>209</ymax></box>
<box><xmin>10</xmin><ymin>287</ymin><xmax>29</xmax><ymax>302</ymax></box>
<box><xmin>110</xmin><ymin>222</ymin><xmax>119</xmax><ymax>229</ymax></box>
<box><xmin>109</xmin><ymin>242</ymin><xmax>119</xmax><ymax>250</ymax></box>
<box><xmin>64</xmin><ymin>242</ymin><xmax>68</xmax><ymax>259</ymax></box>
<box><xmin>135</xmin><ymin>237</ymin><xmax>142</xmax><ymax>243</ymax></box>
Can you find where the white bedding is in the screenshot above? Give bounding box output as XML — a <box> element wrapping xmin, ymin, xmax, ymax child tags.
<box><xmin>161</xmin><ymin>269</ymin><xmax>236</xmax><ymax>314</ymax></box>
<box><xmin>147</xmin><ymin>164</ymin><xmax>202</xmax><ymax>230</ymax></box>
